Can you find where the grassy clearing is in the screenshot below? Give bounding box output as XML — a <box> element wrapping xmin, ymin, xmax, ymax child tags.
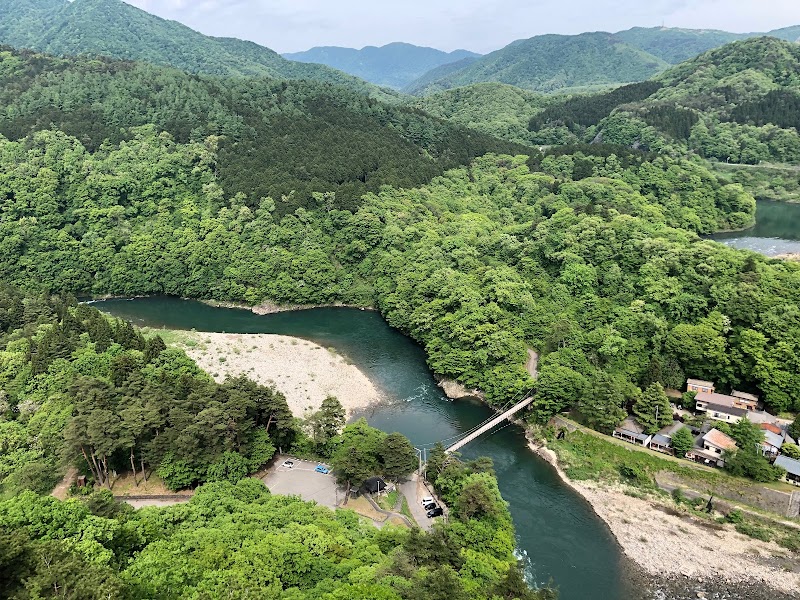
<box><xmin>376</xmin><ymin>490</ymin><xmax>400</xmax><ymax>511</ymax></box>
<box><xmin>400</xmin><ymin>496</ymin><xmax>414</xmax><ymax>522</ymax></box>
<box><xmin>549</xmin><ymin>430</ymin><xmax>717</xmax><ymax>488</ymax></box>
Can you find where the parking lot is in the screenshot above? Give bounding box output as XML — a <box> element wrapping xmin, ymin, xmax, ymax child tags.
<box><xmin>261</xmin><ymin>457</ymin><xmax>344</xmax><ymax>509</ymax></box>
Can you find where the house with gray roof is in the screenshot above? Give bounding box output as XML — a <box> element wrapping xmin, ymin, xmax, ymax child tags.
<box><xmin>648</xmin><ymin>421</ymin><xmax>684</xmax><ymax>455</ymax></box>
<box><xmin>774</xmin><ymin>455</ymin><xmax>800</xmax><ymax>485</ymax></box>
<box><xmin>613</xmin><ymin>417</ymin><xmax>652</xmax><ymax>447</ymax></box>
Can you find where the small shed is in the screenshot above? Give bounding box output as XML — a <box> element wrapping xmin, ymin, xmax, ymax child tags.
<box><xmin>363</xmin><ymin>476</ymin><xmax>388</xmax><ymax>494</ymax></box>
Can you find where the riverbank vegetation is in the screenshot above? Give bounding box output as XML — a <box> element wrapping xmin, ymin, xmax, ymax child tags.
<box><xmin>0</xmin><ymin>288</ymin><xmax>296</xmax><ymax>495</ymax></box>
<box><xmin>0</xmin><ymin>289</ymin><xmax>552</xmax><ymax>598</ymax></box>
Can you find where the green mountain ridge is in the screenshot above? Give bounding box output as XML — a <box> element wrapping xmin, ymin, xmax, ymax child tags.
<box><xmin>0</xmin><ymin>0</ymin><xmax>393</xmax><ymax>99</ymax></box>
<box><xmin>406</xmin><ymin>25</ymin><xmax>800</xmax><ymax>96</ymax></box>
<box><xmin>283</xmin><ymin>42</ymin><xmax>480</xmax><ymax>89</ymax></box>
<box><xmin>407</xmin><ymin>31</ymin><xmax>672</xmax><ymax>95</ymax></box>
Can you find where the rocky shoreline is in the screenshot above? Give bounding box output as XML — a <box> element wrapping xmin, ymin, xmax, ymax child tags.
<box><xmin>199</xmin><ymin>298</ymin><xmax>378</xmax><ymax>315</ymax></box>
<box><xmin>527</xmin><ymin>441</ymin><xmax>800</xmax><ymax>599</ymax></box>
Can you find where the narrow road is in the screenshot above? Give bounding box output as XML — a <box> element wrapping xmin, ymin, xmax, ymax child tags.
<box><xmin>399</xmin><ymin>474</ymin><xmax>433</xmax><ymax>531</ymax></box>
<box><xmin>526</xmin><ymin>349</ymin><xmax>539</xmax><ymax>380</ymax></box>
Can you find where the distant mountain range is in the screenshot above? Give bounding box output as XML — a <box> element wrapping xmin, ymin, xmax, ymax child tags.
<box><xmin>0</xmin><ymin>0</ymin><xmax>394</xmax><ymax>99</ymax></box>
<box><xmin>404</xmin><ymin>26</ymin><xmax>800</xmax><ymax>95</ymax></box>
<box><xmin>283</xmin><ymin>43</ymin><xmax>480</xmax><ymax>89</ymax></box>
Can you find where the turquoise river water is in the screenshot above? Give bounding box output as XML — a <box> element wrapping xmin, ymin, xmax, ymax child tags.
<box><xmin>98</xmin><ymin>297</ymin><xmax>633</xmax><ymax>600</ymax></box>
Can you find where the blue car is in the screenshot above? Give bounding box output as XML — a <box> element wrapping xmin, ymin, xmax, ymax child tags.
<box><xmin>315</xmin><ymin>465</ymin><xmax>330</xmax><ymax>474</ymax></box>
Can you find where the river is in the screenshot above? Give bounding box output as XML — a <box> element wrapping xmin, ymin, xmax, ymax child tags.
<box><xmin>97</xmin><ymin>297</ymin><xmax>634</xmax><ymax>600</ymax></box>
<box><xmin>710</xmin><ymin>199</ymin><xmax>800</xmax><ymax>256</ymax></box>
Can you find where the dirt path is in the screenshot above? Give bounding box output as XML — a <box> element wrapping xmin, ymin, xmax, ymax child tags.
<box><xmin>50</xmin><ymin>467</ymin><xmax>77</xmax><ymax>500</ymax></box>
<box><xmin>525</xmin><ymin>349</ymin><xmax>538</xmax><ymax>380</ymax></box>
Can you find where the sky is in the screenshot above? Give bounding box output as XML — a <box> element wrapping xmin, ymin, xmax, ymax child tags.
<box><xmin>125</xmin><ymin>1</ymin><xmax>800</xmax><ymax>54</ymax></box>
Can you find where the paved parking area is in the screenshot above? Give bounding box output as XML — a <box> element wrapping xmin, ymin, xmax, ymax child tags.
<box><xmin>262</xmin><ymin>458</ymin><xmax>344</xmax><ymax>509</ymax></box>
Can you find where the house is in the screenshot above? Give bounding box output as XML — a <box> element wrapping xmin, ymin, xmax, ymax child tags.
<box><xmin>697</xmin><ymin>399</ymin><xmax>747</xmax><ymax>423</ymax></box>
<box><xmin>686</xmin><ymin>379</ymin><xmax>715</xmax><ymax>394</ymax></box>
<box><xmin>746</xmin><ymin>410</ymin><xmax>780</xmax><ymax>427</ymax></box>
<box><xmin>613</xmin><ymin>417</ymin><xmax>652</xmax><ymax>447</ymax></box>
<box><xmin>761</xmin><ymin>430</ymin><xmax>785</xmax><ymax>458</ymax></box>
<box><xmin>686</xmin><ymin>428</ymin><xmax>737</xmax><ymax>468</ymax></box>
<box><xmin>732</xmin><ymin>390</ymin><xmax>760</xmax><ymax>408</ymax></box>
<box><xmin>648</xmin><ymin>421</ymin><xmax>684</xmax><ymax>456</ymax></box>
<box><xmin>694</xmin><ymin>391</ymin><xmax>756</xmax><ymax>422</ymax></box>
<box><xmin>774</xmin><ymin>455</ymin><xmax>800</xmax><ymax>485</ymax></box>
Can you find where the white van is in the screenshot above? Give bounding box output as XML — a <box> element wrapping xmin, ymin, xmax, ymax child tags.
<box><xmin>421</xmin><ymin>496</ymin><xmax>434</xmax><ymax>505</ymax></box>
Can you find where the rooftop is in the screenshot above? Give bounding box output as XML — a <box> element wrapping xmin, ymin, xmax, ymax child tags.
<box><xmin>703</xmin><ymin>402</ymin><xmax>747</xmax><ymax>418</ymax></box>
<box><xmin>696</xmin><ymin>392</ymin><xmax>746</xmax><ymax>409</ymax></box>
<box><xmin>703</xmin><ymin>429</ymin><xmax>738</xmax><ymax>452</ymax></box>
<box><xmin>732</xmin><ymin>390</ymin><xmax>759</xmax><ymax>403</ymax></box>
<box><xmin>656</xmin><ymin>421</ymin><xmax>685</xmax><ymax>438</ymax></box>
<box><xmin>746</xmin><ymin>410</ymin><xmax>779</xmax><ymax>425</ymax></box>
<box><xmin>687</xmin><ymin>378</ymin><xmax>714</xmax><ymax>388</ymax></box>
<box><xmin>775</xmin><ymin>455</ymin><xmax>800</xmax><ymax>477</ymax></box>
<box><xmin>651</xmin><ymin>434</ymin><xmax>672</xmax><ymax>447</ymax></box>
<box><xmin>763</xmin><ymin>430</ymin><xmax>785</xmax><ymax>449</ymax></box>
<box><xmin>760</xmin><ymin>423</ymin><xmax>783</xmax><ymax>436</ymax></box>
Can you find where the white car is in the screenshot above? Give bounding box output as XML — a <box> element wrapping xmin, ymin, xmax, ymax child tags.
<box><xmin>421</xmin><ymin>496</ymin><xmax>434</xmax><ymax>505</ymax></box>
<box><xmin>281</xmin><ymin>460</ymin><xmax>294</xmax><ymax>469</ymax></box>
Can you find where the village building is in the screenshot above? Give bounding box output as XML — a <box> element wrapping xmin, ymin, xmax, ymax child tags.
<box><xmin>696</xmin><ymin>398</ymin><xmax>747</xmax><ymax>423</ymax></box>
<box><xmin>686</xmin><ymin>379</ymin><xmax>715</xmax><ymax>394</ymax></box>
<box><xmin>686</xmin><ymin>428</ymin><xmax>737</xmax><ymax>468</ymax></box>
<box><xmin>612</xmin><ymin>417</ymin><xmax>652</xmax><ymax>447</ymax></box>
<box><xmin>731</xmin><ymin>390</ymin><xmax>760</xmax><ymax>407</ymax></box>
<box><xmin>746</xmin><ymin>410</ymin><xmax>781</xmax><ymax>427</ymax></box>
<box><xmin>761</xmin><ymin>429</ymin><xmax>785</xmax><ymax>458</ymax></box>
<box><xmin>774</xmin><ymin>455</ymin><xmax>800</xmax><ymax>485</ymax></box>
<box><xmin>648</xmin><ymin>421</ymin><xmax>684</xmax><ymax>455</ymax></box>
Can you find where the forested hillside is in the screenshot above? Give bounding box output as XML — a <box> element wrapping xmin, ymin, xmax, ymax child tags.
<box><xmin>406</xmin><ymin>32</ymin><xmax>670</xmax><ymax>95</ymax></box>
<box><xmin>284</xmin><ymin>43</ymin><xmax>479</xmax><ymax>89</ymax></box>
<box><xmin>406</xmin><ymin>83</ymin><xmax>550</xmax><ymax>145</ymax></box>
<box><xmin>0</xmin><ymin>290</ymin><xmax>545</xmax><ymax>599</ymax></box>
<box><xmin>435</xmin><ymin>38</ymin><xmax>800</xmax><ymax>168</ymax></box>
<box><xmin>6</xmin><ymin>111</ymin><xmax>799</xmax><ymax>418</ymax></box>
<box><xmin>0</xmin><ymin>0</ymin><xmax>391</xmax><ymax>98</ymax></box>
<box><xmin>0</xmin><ymin>47</ymin><xmax>528</xmax><ymax>214</ymax></box>
<box><xmin>0</xmin><ymin>289</ymin><xmax>295</xmax><ymax>496</ymax></box>
<box><xmin>406</xmin><ymin>25</ymin><xmax>800</xmax><ymax>97</ymax></box>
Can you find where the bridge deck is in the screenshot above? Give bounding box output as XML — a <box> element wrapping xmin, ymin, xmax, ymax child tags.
<box><xmin>446</xmin><ymin>396</ymin><xmax>534</xmax><ymax>453</ymax></box>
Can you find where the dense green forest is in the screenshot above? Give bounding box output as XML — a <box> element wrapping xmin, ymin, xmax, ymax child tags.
<box><xmin>407</xmin><ymin>83</ymin><xmax>551</xmax><ymax>146</ymax></box>
<box><xmin>0</xmin><ymin>289</ymin><xmax>298</xmax><ymax>495</ymax></box>
<box><xmin>526</xmin><ymin>38</ymin><xmax>800</xmax><ymax>166</ymax></box>
<box><xmin>0</xmin><ymin>472</ymin><xmax>545</xmax><ymax>598</ymax></box>
<box><xmin>0</xmin><ymin>0</ymin><xmax>393</xmax><ymax>99</ymax></box>
<box><xmin>0</xmin><ymin>47</ymin><xmax>529</xmax><ymax>214</ymax></box>
<box><xmin>0</xmin><ymin>290</ymin><xmax>545</xmax><ymax>599</ymax></box>
<box><xmin>284</xmin><ymin>43</ymin><xmax>479</xmax><ymax>90</ymax></box>
<box><xmin>6</xmin><ymin>115</ymin><xmax>800</xmax><ymax>419</ymax></box>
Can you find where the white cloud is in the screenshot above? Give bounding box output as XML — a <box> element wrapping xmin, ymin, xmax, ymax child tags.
<box><xmin>123</xmin><ymin>0</ymin><xmax>800</xmax><ymax>53</ymax></box>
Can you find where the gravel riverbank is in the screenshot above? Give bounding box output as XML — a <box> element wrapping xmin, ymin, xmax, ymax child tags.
<box><xmin>174</xmin><ymin>332</ymin><xmax>383</xmax><ymax>418</ymax></box>
<box><xmin>529</xmin><ymin>443</ymin><xmax>800</xmax><ymax>598</ymax></box>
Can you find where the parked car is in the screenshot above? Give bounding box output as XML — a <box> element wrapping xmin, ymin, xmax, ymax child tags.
<box><xmin>423</xmin><ymin>502</ymin><xmax>437</xmax><ymax>511</ymax></box>
<box><xmin>426</xmin><ymin>507</ymin><xmax>444</xmax><ymax>518</ymax></box>
<box><xmin>281</xmin><ymin>460</ymin><xmax>294</xmax><ymax>469</ymax></box>
<box><xmin>315</xmin><ymin>465</ymin><xmax>330</xmax><ymax>474</ymax></box>
<box><xmin>421</xmin><ymin>496</ymin><xmax>434</xmax><ymax>505</ymax></box>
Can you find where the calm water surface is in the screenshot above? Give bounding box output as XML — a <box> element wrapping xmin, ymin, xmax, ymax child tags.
<box><xmin>98</xmin><ymin>297</ymin><xmax>631</xmax><ymax>600</ymax></box>
<box><xmin>710</xmin><ymin>199</ymin><xmax>800</xmax><ymax>255</ymax></box>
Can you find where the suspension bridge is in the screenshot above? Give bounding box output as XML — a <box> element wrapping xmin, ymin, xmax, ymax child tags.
<box><xmin>445</xmin><ymin>396</ymin><xmax>534</xmax><ymax>452</ymax></box>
